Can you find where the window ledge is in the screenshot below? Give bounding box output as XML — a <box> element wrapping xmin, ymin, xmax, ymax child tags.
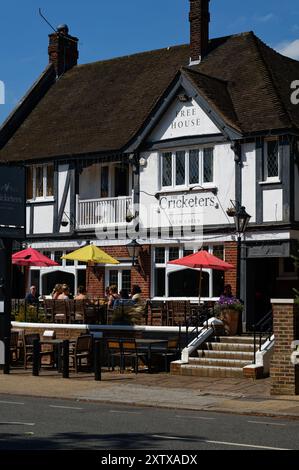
<box><xmin>259</xmin><ymin>179</ymin><xmax>281</xmax><ymax>185</ymax></box>
<box><xmin>26</xmin><ymin>197</ymin><xmax>55</xmax><ymax>204</ymax></box>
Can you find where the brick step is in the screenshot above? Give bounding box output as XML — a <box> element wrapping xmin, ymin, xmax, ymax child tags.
<box><xmin>180</xmin><ymin>364</ymin><xmax>244</xmax><ymax>378</ymax></box>
<box><xmin>189</xmin><ymin>357</ymin><xmax>251</xmax><ymax>368</ymax></box>
<box><xmin>197</xmin><ymin>350</ymin><xmax>254</xmax><ymax>361</ymax></box>
<box><xmin>203</xmin><ymin>342</ymin><xmax>255</xmax><ymax>352</ymax></box>
<box><xmin>211</xmin><ymin>336</ymin><xmax>257</xmax><ymax>344</ymax></box>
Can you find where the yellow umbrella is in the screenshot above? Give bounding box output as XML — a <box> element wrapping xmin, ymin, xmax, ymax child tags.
<box><xmin>61</xmin><ymin>244</ymin><xmax>119</xmax><ymax>264</ymax></box>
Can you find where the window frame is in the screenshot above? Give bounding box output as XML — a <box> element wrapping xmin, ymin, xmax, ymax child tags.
<box><xmin>160</xmin><ymin>146</ymin><xmax>215</xmax><ymax>190</ymax></box>
<box><xmin>263</xmin><ymin>139</ymin><xmax>281</xmax><ymax>183</ymax></box>
<box><xmin>27</xmin><ymin>164</ymin><xmax>54</xmax><ymax>202</ymax></box>
<box><xmin>152</xmin><ymin>245</ymin><xmax>223</xmax><ymax>299</ymax></box>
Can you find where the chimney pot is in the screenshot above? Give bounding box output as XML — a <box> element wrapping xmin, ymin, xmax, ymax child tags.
<box><xmin>189</xmin><ymin>0</ymin><xmax>210</xmax><ymax>65</ymax></box>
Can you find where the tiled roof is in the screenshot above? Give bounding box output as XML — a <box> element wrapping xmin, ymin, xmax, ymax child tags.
<box><xmin>1</xmin><ymin>31</ymin><xmax>299</xmax><ymax>162</ymax></box>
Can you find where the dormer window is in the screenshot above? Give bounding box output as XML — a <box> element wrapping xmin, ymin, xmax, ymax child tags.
<box><xmin>26</xmin><ymin>164</ymin><xmax>54</xmax><ymax>200</ymax></box>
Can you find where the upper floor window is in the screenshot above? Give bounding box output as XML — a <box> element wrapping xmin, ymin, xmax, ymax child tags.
<box><xmin>26</xmin><ymin>164</ymin><xmax>54</xmax><ymax>200</ymax></box>
<box><xmin>265</xmin><ymin>140</ymin><xmax>279</xmax><ymax>181</ymax></box>
<box><xmin>161</xmin><ymin>147</ymin><xmax>214</xmax><ymax>189</ymax></box>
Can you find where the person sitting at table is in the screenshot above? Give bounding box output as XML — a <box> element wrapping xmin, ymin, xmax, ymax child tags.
<box><xmin>131</xmin><ymin>285</ymin><xmax>143</xmax><ymax>305</ymax></box>
<box><xmin>75</xmin><ymin>285</ymin><xmax>87</xmax><ymax>301</ymax></box>
<box><xmin>25</xmin><ymin>285</ymin><xmax>39</xmax><ymax>305</ymax></box>
<box><xmin>51</xmin><ymin>284</ymin><xmax>63</xmax><ymax>300</ymax></box>
<box><xmin>108</xmin><ymin>285</ymin><xmax>120</xmax><ymax>308</ymax></box>
<box><xmin>57</xmin><ymin>284</ymin><xmax>70</xmax><ymax>300</ymax></box>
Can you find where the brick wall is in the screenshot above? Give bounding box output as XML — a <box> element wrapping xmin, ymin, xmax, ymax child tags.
<box><xmin>270</xmin><ymin>301</ymin><xmax>299</xmax><ymax>395</ymax></box>
<box><xmin>86</xmin><ymin>245</ymin><xmax>151</xmax><ymax>299</ymax></box>
<box><xmin>224</xmin><ymin>242</ymin><xmax>237</xmax><ymax>295</ymax></box>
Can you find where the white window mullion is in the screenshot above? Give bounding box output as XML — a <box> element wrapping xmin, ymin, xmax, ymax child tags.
<box><xmin>43</xmin><ymin>165</ymin><xmax>47</xmax><ymax>198</ymax></box>
<box><xmin>186</xmin><ymin>150</ymin><xmax>190</xmax><ymax>187</ymax></box>
<box><xmin>172</xmin><ymin>152</ymin><xmax>175</xmax><ymax>188</ymax></box>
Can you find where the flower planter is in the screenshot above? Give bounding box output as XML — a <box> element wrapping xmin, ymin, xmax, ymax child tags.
<box><xmin>220</xmin><ymin>309</ymin><xmax>240</xmax><ymax>336</ymax></box>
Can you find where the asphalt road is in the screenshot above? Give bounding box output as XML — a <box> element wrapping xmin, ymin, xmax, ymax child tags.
<box><xmin>0</xmin><ymin>394</ymin><xmax>298</xmax><ymax>451</ymax></box>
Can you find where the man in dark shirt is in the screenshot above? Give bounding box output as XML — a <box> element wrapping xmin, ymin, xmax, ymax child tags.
<box><xmin>25</xmin><ymin>285</ymin><xmax>39</xmax><ymax>305</ymax></box>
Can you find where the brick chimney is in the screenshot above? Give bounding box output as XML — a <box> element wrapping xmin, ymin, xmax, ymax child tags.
<box><xmin>189</xmin><ymin>0</ymin><xmax>210</xmax><ymax>65</ymax></box>
<box><xmin>48</xmin><ymin>24</ymin><xmax>78</xmax><ymax>77</ymax></box>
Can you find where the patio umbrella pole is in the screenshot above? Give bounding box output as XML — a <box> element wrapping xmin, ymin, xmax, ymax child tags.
<box><xmin>198</xmin><ymin>267</ymin><xmax>202</xmax><ymax>306</ymax></box>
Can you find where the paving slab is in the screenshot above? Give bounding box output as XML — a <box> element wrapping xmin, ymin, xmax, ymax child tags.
<box><xmin>0</xmin><ymin>369</ymin><xmax>298</xmax><ymax>418</ymax></box>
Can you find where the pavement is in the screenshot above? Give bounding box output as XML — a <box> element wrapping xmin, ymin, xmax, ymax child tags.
<box><xmin>1</xmin><ymin>368</ymin><xmax>299</xmax><ymax>419</ymax></box>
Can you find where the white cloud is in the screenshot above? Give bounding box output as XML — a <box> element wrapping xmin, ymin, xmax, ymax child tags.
<box><xmin>276</xmin><ymin>39</ymin><xmax>299</xmax><ymax>60</ymax></box>
<box><xmin>256</xmin><ymin>13</ymin><xmax>275</xmax><ymax>23</ymax></box>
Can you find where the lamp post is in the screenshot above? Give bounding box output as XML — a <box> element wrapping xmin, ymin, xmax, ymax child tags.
<box><xmin>233</xmin><ymin>206</ymin><xmax>251</xmax><ymax>300</ymax></box>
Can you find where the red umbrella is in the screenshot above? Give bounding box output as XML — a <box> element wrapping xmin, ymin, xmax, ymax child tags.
<box><xmin>168</xmin><ymin>250</ymin><xmax>234</xmax><ymax>304</ymax></box>
<box><xmin>12</xmin><ymin>247</ymin><xmax>59</xmax><ymax>267</ymax></box>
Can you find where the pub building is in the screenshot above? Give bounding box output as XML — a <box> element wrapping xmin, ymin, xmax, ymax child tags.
<box><xmin>1</xmin><ymin>0</ymin><xmax>299</xmax><ymax>330</ymax></box>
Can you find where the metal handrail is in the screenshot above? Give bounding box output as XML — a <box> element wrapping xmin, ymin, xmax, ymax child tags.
<box><xmin>252</xmin><ymin>310</ymin><xmax>273</xmax><ymax>364</ymax></box>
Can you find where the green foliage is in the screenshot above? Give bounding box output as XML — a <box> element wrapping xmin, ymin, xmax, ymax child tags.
<box><xmin>13</xmin><ymin>304</ymin><xmax>47</xmax><ymax>323</ymax></box>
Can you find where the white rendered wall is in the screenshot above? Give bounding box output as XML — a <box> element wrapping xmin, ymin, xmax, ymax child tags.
<box><xmin>149</xmin><ymin>98</ymin><xmax>220</xmax><ymax>141</ymax></box>
<box><xmin>139</xmin><ymin>143</ymin><xmax>235</xmax><ymax>233</ymax></box>
<box><xmin>33</xmin><ymin>205</ymin><xmax>54</xmax><ymax>234</ymax></box>
<box><xmin>242</xmin><ymin>142</ymin><xmax>256</xmax><ymax>223</ymax></box>
<box><xmin>263</xmin><ymin>189</ymin><xmax>283</xmax><ymax>222</ymax></box>
<box><xmin>58</xmin><ymin>164</ymin><xmax>71</xmax><ymax>233</ymax></box>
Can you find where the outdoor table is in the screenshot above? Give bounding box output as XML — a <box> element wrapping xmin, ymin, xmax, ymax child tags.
<box><xmin>135</xmin><ymin>339</ymin><xmax>168</xmax><ymax>373</ymax></box>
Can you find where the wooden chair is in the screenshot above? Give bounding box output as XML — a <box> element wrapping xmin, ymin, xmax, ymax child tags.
<box><xmin>44</xmin><ymin>299</ymin><xmax>54</xmax><ymax>322</ymax></box>
<box><xmin>23</xmin><ymin>333</ymin><xmax>54</xmax><ymax>369</ymax></box>
<box><xmin>148</xmin><ymin>301</ymin><xmax>165</xmax><ymax>326</ymax></box>
<box><xmin>106</xmin><ymin>338</ymin><xmax>123</xmax><ymax>372</ymax></box>
<box><xmin>152</xmin><ymin>338</ymin><xmax>180</xmax><ymax>372</ymax></box>
<box><xmin>10</xmin><ymin>331</ymin><xmax>19</xmax><ymax>363</ymax></box>
<box><xmin>121</xmin><ymin>338</ymin><xmax>146</xmax><ymax>374</ymax></box>
<box><xmin>169</xmin><ymin>301</ymin><xmax>189</xmax><ymax>326</ymax></box>
<box><xmin>53</xmin><ymin>300</ymin><xmax>68</xmax><ymax>323</ymax></box>
<box><xmin>69</xmin><ymin>334</ymin><xmax>93</xmax><ymax>373</ymax></box>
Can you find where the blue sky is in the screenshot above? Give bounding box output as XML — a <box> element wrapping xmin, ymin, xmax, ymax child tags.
<box><xmin>1</xmin><ymin>0</ymin><xmax>299</xmax><ymax>124</ymax></box>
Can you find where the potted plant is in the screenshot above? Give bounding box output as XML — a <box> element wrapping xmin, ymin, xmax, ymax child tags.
<box><xmin>214</xmin><ymin>298</ymin><xmax>243</xmax><ymax>335</ymax></box>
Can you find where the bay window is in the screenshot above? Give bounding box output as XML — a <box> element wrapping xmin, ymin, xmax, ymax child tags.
<box><xmin>161</xmin><ymin>147</ymin><xmax>214</xmax><ymax>189</ymax></box>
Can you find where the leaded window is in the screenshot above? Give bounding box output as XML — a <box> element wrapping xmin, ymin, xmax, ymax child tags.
<box><xmin>203</xmin><ymin>148</ymin><xmax>214</xmax><ymax>183</ymax></box>
<box><xmin>162</xmin><ymin>152</ymin><xmax>172</xmax><ymax>187</ymax></box>
<box><xmin>266</xmin><ymin>140</ymin><xmax>279</xmax><ymax>178</ymax></box>
<box><xmin>189</xmin><ymin>149</ymin><xmax>199</xmax><ymax>184</ymax></box>
<box><xmin>175</xmin><ymin>151</ymin><xmax>185</xmax><ymax>186</ymax></box>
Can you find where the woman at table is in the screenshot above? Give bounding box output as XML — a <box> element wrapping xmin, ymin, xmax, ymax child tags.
<box><xmin>51</xmin><ymin>284</ymin><xmax>63</xmax><ymax>300</ymax></box>
<box><xmin>108</xmin><ymin>285</ymin><xmax>120</xmax><ymax>308</ymax></box>
<box><xmin>57</xmin><ymin>284</ymin><xmax>70</xmax><ymax>300</ymax></box>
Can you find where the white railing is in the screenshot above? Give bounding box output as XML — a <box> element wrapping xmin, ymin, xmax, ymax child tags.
<box><xmin>77</xmin><ymin>195</ymin><xmax>133</xmax><ymax>229</ymax></box>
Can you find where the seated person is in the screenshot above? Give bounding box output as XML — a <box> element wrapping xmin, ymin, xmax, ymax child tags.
<box><xmin>51</xmin><ymin>284</ymin><xmax>63</xmax><ymax>300</ymax></box>
<box><xmin>75</xmin><ymin>286</ymin><xmax>87</xmax><ymax>301</ymax></box>
<box><xmin>25</xmin><ymin>285</ymin><xmax>39</xmax><ymax>305</ymax></box>
<box><xmin>57</xmin><ymin>284</ymin><xmax>70</xmax><ymax>300</ymax></box>
<box><xmin>108</xmin><ymin>285</ymin><xmax>120</xmax><ymax>308</ymax></box>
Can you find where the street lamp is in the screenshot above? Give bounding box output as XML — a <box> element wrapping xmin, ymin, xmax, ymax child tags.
<box><xmin>234</xmin><ymin>205</ymin><xmax>251</xmax><ymax>300</ymax></box>
<box><xmin>127</xmin><ymin>239</ymin><xmax>142</xmax><ymax>269</ymax></box>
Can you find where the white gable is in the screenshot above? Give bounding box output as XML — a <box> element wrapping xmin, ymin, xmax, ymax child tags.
<box><xmin>148</xmin><ymin>97</ymin><xmax>221</xmax><ymax>142</ymax></box>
